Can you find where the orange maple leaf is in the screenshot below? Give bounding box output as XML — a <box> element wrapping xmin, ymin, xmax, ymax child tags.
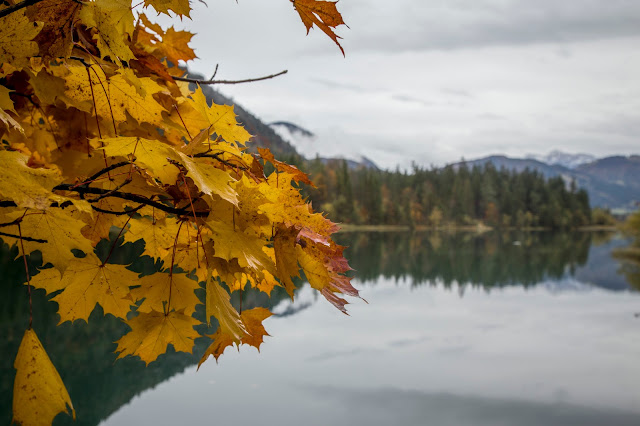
<box><xmin>291</xmin><ymin>0</ymin><xmax>347</xmax><ymax>56</ymax></box>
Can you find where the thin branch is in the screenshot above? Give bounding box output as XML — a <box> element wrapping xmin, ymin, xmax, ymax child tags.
<box><xmin>193</xmin><ymin>151</ymin><xmax>249</xmax><ymax>171</ymax></box>
<box><xmin>52</xmin><ymin>184</ymin><xmax>209</xmax><ymax>217</ymax></box>
<box><xmin>174</xmin><ymin>70</ymin><xmax>288</xmax><ymax>85</ymax></box>
<box><xmin>0</xmin><ymin>231</ymin><xmax>47</xmax><ymax>243</ymax></box>
<box><xmin>92</xmin><ymin>203</ymin><xmax>145</xmax><ymax>216</ymax></box>
<box><xmin>0</xmin><ymin>0</ymin><xmax>44</xmax><ymax>19</ymax></box>
<box><xmin>83</xmin><ymin>161</ymin><xmax>131</xmax><ymax>185</ymax></box>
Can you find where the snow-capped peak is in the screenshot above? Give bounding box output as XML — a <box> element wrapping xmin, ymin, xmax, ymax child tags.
<box><xmin>527</xmin><ymin>150</ymin><xmax>595</xmax><ymax>169</ymax></box>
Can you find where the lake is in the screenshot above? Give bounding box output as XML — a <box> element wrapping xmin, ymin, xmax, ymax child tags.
<box><xmin>2</xmin><ymin>231</ymin><xmax>639</xmax><ymax>426</ymax></box>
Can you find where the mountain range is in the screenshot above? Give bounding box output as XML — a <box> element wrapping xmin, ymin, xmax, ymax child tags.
<box><xmin>186</xmin><ymin>73</ymin><xmax>638</xmax><ymax>211</ymax></box>
<box><xmin>456</xmin><ymin>155</ymin><xmax>640</xmax><ymax>211</ymax></box>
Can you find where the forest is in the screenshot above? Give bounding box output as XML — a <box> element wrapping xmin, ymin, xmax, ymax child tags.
<box><xmin>280</xmin><ymin>155</ymin><xmax>598</xmax><ymax>229</ymax></box>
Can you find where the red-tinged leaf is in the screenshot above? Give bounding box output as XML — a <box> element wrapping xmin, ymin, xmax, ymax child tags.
<box><xmin>291</xmin><ymin>0</ymin><xmax>347</xmax><ymax>56</ymax></box>
<box><xmin>258</xmin><ymin>147</ymin><xmax>315</xmax><ymax>187</ymax></box>
<box><xmin>321</xmin><ymin>287</ymin><xmax>349</xmax><ymax>315</ymax></box>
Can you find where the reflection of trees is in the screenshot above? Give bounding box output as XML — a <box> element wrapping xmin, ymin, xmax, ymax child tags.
<box><xmin>0</xmin><ymin>242</ymin><xmax>292</xmax><ymax>426</ymax></box>
<box><xmin>613</xmin><ymin>211</ymin><xmax>640</xmax><ymax>291</ymax></box>
<box><xmin>335</xmin><ymin>231</ymin><xmax>595</xmax><ymax>289</ymax></box>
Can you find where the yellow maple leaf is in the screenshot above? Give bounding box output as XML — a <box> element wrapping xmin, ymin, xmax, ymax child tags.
<box><xmin>78</xmin><ymin>0</ymin><xmax>135</xmax><ymax>62</ymax></box>
<box><xmin>144</xmin><ymin>0</ymin><xmax>191</xmax><ymax>18</ymax></box>
<box><xmin>179</xmin><ymin>153</ymin><xmax>238</xmax><ymax>205</ymax></box>
<box><xmin>170</xmin><ymin>86</ymin><xmax>251</xmax><ymax>145</ymax></box>
<box><xmin>30</xmin><ymin>255</ymin><xmax>136</xmax><ymax>323</ymax></box>
<box><xmin>197</xmin><ymin>326</ymin><xmax>234</xmax><ymax>367</ymax></box>
<box><xmin>291</xmin><ymin>0</ymin><xmax>347</xmax><ymax>55</ymax></box>
<box><xmin>239</xmin><ymin>307</ymin><xmax>272</xmax><ymax>349</ymax></box>
<box><xmin>296</xmin><ymin>244</ymin><xmax>330</xmax><ymax>292</ymax></box>
<box><xmin>159</xmin><ymin>27</ymin><xmax>197</xmax><ymax>65</ymax></box>
<box><xmin>28</xmin><ymin>69</ymin><xmax>67</xmax><ymax>106</ymax></box>
<box><xmin>205</xmin><ymin>278</ymin><xmax>247</xmax><ymax>340</ymax></box>
<box><xmin>12</xmin><ymin>329</ymin><xmax>75</xmax><ymax>426</ymax></box>
<box><xmin>102</xmin><ymin>136</ymin><xmax>182</xmax><ymax>185</ymax></box>
<box><xmin>125</xmin><ymin>213</ymin><xmax>179</xmax><ymax>259</ymax></box>
<box><xmin>133</xmin><ymin>272</ymin><xmax>201</xmax><ymax>316</ymax></box>
<box><xmin>198</xmin><ymin>307</ymin><xmax>271</xmax><ymax>368</ymax></box>
<box><xmin>60</xmin><ymin>64</ymin><xmax>167</xmax><ymax>127</ymax></box>
<box><xmin>205</xmin><ymin>219</ymin><xmax>274</xmax><ymax>272</ymax></box>
<box><xmin>2</xmin><ymin>209</ymin><xmax>94</xmax><ymax>274</ymax></box>
<box><xmin>0</xmin><ymin>11</ymin><xmax>43</xmax><ymax>70</ymax></box>
<box><xmin>0</xmin><ymin>150</ymin><xmax>67</xmax><ymax>210</ymax></box>
<box><xmin>115</xmin><ymin>310</ymin><xmax>200</xmax><ymax>365</ymax></box>
<box><xmin>274</xmin><ymin>225</ymin><xmax>301</xmax><ymax>297</ymax></box>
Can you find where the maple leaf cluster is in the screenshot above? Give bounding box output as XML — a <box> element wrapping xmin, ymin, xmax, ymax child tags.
<box><xmin>0</xmin><ymin>0</ymin><xmax>350</xmax><ymax>424</ymax></box>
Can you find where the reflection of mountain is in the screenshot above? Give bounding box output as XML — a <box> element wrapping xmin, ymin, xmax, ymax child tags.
<box><xmin>334</xmin><ymin>231</ymin><xmax>633</xmax><ymax>292</ymax></box>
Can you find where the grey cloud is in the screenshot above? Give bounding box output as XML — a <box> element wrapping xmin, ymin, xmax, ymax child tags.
<box><xmin>476</xmin><ymin>112</ymin><xmax>510</xmax><ymax>121</ymax></box>
<box><xmin>585</xmin><ymin>113</ymin><xmax>640</xmax><ymax>138</ymax></box>
<box><xmin>348</xmin><ymin>0</ymin><xmax>640</xmax><ymax>52</ymax></box>
<box><xmin>311</xmin><ymin>78</ymin><xmax>380</xmax><ymax>93</ymax></box>
<box><xmin>442</xmin><ymin>88</ymin><xmax>473</xmax><ymax>98</ymax></box>
<box><xmin>391</xmin><ymin>94</ymin><xmax>434</xmax><ymax>107</ymax></box>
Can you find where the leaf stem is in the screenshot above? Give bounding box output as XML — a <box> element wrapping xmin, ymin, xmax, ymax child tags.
<box><xmin>17</xmin><ymin>223</ymin><xmax>33</xmax><ymax>329</ymax></box>
<box><xmin>102</xmin><ymin>214</ymin><xmax>133</xmax><ymax>266</ymax></box>
<box><xmin>167</xmin><ymin>220</ymin><xmax>185</xmax><ymax>315</ymax></box>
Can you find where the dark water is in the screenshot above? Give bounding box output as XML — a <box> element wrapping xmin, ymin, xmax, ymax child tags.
<box><xmin>1</xmin><ymin>231</ymin><xmax>639</xmax><ymax>426</ymax></box>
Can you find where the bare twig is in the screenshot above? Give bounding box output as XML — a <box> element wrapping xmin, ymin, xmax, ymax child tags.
<box><xmin>174</xmin><ymin>70</ymin><xmax>288</xmax><ymax>85</ymax></box>
<box><xmin>0</xmin><ymin>0</ymin><xmax>45</xmax><ymax>19</ymax></box>
<box><xmin>0</xmin><ymin>231</ymin><xmax>47</xmax><ymax>243</ymax></box>
<box><xmin>52</xmin><ymin>184</ymin><xmax>210</xmax><ymax>217</ymax></box>
<box><xmin>210</xmin><ymin>64</ymin><xmax>219</xmax><ymax>81</ymax></box>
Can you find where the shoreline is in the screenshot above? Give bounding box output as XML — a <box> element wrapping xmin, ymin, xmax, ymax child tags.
<box><xmin>337</xmin><ymin>224</ymin><xmax>619</xmax><ymax>233</ymax></box>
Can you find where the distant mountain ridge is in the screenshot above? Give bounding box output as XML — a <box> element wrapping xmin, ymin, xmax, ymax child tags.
<box><xmin>527</xmin><ymin>150</ymin><xmax>596</xmax><ymax>169</ymax></box>
<box><xmin>456</xmin><ymin>153</ymin><xmax>640</xmax><ymax>211</ymax></box>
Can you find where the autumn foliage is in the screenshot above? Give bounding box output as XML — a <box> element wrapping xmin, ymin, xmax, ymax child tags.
<box><xmin>0</xmin><ymin>0</ymin><xmax>352</xmax><ymax>424</ymax></box>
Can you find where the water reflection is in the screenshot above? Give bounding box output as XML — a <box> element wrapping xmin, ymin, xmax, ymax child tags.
<box><xmin>335</xmin><ymin>230</ymin><xmax>634</xmax><ymax>291</ymax></box>
<box><xmin>1</xmin><ymin>231</ymin><xmax>638</xmax><ymax>426</ymax></box>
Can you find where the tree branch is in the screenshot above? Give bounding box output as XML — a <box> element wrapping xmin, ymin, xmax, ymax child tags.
<box><xmin>0</xmin><ymin>0</ymin><xmax>45</xmax><ymax>19</ymax></box>
<box><xmin>52</xmin><ymin>184</ymin><xmax>209</xmax><ymax>217</ymax></box>
<box><xmin>0</xmin><ymin>230</ymin><xmax>47</xmax><ymax>243</ymax></box>
<box><xmin>193</xmin><ymin>151</ymin><xmax>248</xmax><ymax>170</ymax></box>
<box><xmin>174</xmin><ymin>70</ymin><xmax>288</xmax><ymax>85</ymax></box>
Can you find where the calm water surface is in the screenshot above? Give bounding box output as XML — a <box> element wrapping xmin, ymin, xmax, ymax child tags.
<box><xmin>2</xmin><ymin>231</ymin><xmax>639</xmax><ymax>426</ymax></box>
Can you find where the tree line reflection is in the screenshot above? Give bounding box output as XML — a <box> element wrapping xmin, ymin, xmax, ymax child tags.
<box><xmin>335</xmin><ymin>231</ymin><xmax>622</xmax><ymax>291</ymax></box>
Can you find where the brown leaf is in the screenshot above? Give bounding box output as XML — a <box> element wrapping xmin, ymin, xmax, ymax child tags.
<box><xmin>291</xmin><ymin>0</ymin><xmax>347</xmax><ymax>56</ymax></box>
<box><xmin>26</xmin><ymin>0</ymin><xmax>80</xmax><ymax>60</ymax></box>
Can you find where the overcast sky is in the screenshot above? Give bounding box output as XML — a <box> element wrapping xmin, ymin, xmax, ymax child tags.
<box><xmin>157</xmin><ymin>0</ymin><xmax>640</xmax><ymax>169</ymax></box>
